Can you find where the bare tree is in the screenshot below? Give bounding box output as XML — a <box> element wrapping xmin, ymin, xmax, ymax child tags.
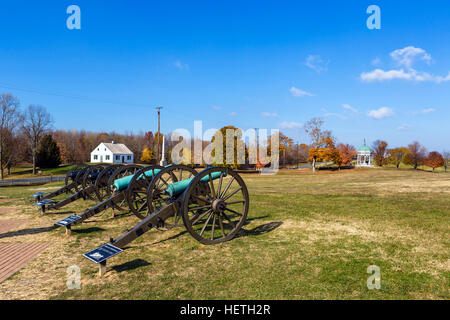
<box><xmin>443</xmin><ymin>150</ymin><xmax>450</xmax><ymax>172</ymax></box>
<box><xmin>372</xmin><ymin>140</ymin><xmax>388</xmax><ymax>166</ymax></box>
<box><xmin>0</xmin><ymin>93</ymin><xmax>22</xmax><ymax>179</ymax></box>
<box><xmin>21</xmin><ymin>105</ymin><xmax>53</xmax><ymax>174</ymax></box>
<box><xmin>404</xmin><ymin>141</ymin><xmax>427</xmax><ymax>170</ymax></box>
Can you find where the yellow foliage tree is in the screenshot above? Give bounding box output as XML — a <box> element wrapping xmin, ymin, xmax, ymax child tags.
<box><xmin>140</xmin><ymin>146</ymin><xmax>153</xmax><ymax>163</ymax></box>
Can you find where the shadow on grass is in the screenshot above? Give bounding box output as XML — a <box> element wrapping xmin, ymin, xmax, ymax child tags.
<box><xmin>0</xmin><ymin>225</ymin><xmax>57</xmax><ymax>239</ymax></box>
<box><xmin>236</xmin><ymin>221</ymin><xmax>283</xmax><ymax>238</ymax></box>
<box><xmin>81</xmin><ymin>211</ymin><xmax>130</xmax><ymax>223</ymax></box>
<box><xmin>112</xmin><ymin>258</ymin><xmax>151</xmax><ymax>273</ymax></box>
<box><xmin>151</xmin><ymin>215</ymin><xmax>275</xmax><ymax>245</ymax></box>
<box><xmin>46</xmin><ymin>210</ymin><xmax>76</xmax><ymax>216</ymax></box>
<box><xmin>71</xmin><ymin>227</ymin><xmax>105</xmax><ymax>234</ymax></box>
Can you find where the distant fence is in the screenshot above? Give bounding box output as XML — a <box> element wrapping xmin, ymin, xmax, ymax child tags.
<box><xmin>0</xmin><ymin>175</ymin><xmax>65</xmax><ymax>187</ymax></box>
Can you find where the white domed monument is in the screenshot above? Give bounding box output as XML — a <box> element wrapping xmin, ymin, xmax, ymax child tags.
<box><xmin>356</xmin><ymin>139</ymin><xmax>373</xmax><ymax>167</ymax></box>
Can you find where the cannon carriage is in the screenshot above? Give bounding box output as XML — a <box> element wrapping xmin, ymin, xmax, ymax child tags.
<box><xmin>81</xmin><ymin>165</ymin><xmax>249</xmax><ymax>275</ymax></box>
<box><xmin>54</xmin><ymin>164</ymin><xmax>159</xmax><ymax>233</ymax></box>
<box><xmin>31</xmin><ymin>164</ymin><xmax>90</xmax><ymax>203</ymax></box>
<box><xmin>34</xmin><ymin>164</ymin><xmax>128</xmax><ymax>213</ymax></box>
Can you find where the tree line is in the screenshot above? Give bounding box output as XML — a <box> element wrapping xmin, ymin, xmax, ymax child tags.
<box><xmin>1</xmin><ymin>93</ymin><xmax>448</xmax><ymax>179</ymax></box>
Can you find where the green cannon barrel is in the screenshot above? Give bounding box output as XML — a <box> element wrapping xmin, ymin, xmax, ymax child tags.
<box><xmin>113</xmin><ymin>169</ymin><xmax>162</xmax><ymax>191</ymax></box>
<box><xmin>165</xmin><ymin>171</ymin><xmax>226</xmax><ymax>197</ymax></box>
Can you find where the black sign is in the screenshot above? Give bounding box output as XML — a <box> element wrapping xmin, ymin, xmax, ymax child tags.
<box><xmin>54</xmin><ymin>215</ymin><xmax>82</xmax><ymax>227</ymax></box>
<box><xmin>34</xmin><ymin>199</ymin><xmax>55</xmax><ymax>206</ymax></box>
<box><xmin>32</xmin><ymin>192</ymin><xmax>46</xmax><ymax>198</ymax></box>
<box><xmin>83</xmin><ymin>243</ymin><xmax>123</xmax><ymax>264</ymax></box>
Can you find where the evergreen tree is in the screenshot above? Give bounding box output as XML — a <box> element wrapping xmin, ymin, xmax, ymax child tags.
<box><xmin>36</xmin><ymin>134</ymin><xmax>61</xmax><ymax>168</ymax></box>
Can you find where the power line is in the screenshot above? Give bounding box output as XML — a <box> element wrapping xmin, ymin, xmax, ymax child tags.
<box><xmin>0</xmin><ymin>82</ymin><xmax>153</xmax><ymax>109</ymax></box>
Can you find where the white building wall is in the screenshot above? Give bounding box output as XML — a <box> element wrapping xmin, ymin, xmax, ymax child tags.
<box><xmin>90</xmin><ymin>143</ymin><xmax>134</xmax><ymax>164</ymax></box>
<box><xmin>91</xmin><ymin>143</ymin><xmax>114</xmax><ymax>163</ymax></box>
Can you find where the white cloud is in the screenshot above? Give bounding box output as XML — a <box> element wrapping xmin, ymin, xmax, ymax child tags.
<box><xmin>262</xmin><ymin>112</ymin><xmax>278</xmax><ymax>117</ymax></box>
<box><xmin>211</xmin><ymin>105</ymin><xmax>221</xmax><ymax>110</ymax></box>
<box><xmin>413</xmin><ymin>107</ymin><xmax>435</xmax><ymax>114</ymax></box>
<box><xmin>305</xmin><ymin>55</ymin><xmax>329</xmax><ymax>73</ymax></box>
<box><xmin>342</xmin><ymin>104</ymin><xmax>358</xmax><ymax>113</ymax></box>
<box><xmin>361</xmin><ymin>68</ymin><xmax>450</xmax><ymax>83</ymax></box>
<box><xmin>367</xmin><ymin>107</ymin><xmax>394</xmax><ymax>120</ymax></box>
<box><xmin>390</xmin><ymin>46</ymin><xmax>431</xmax><ymax>68</ymax></box>
<box><xmin>173</xmin><ymin>60</ymin><xmax>189</xmax><ymax>70</ymax></box>
<box><xmin>229</xmin><ymin>112</ymin><xmax>237</xmax><ymax>116</ymax></box>
<box><xmin>290</xmin><ymin>86</ymin><xmax>314</xmax><ymax>97</ymax></box>
<box><xmin>361</xmin><ymin>46</ymin><xmax>450</xmax><ymax>83</ymax></box>
<box><xmin>279</xmin><ymin>121</ymin><xmax>303</xmax><ymax>129</ymax></box>
<box><xmin>397</xmin><ymin>123</ymin><xmax>412</xmax><ymax>131</ymax></box>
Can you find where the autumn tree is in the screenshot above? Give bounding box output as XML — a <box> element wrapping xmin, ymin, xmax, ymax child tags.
<box><xmin>268</xmin><ymin>132</ymin><xmax>294</xmax><ymax>168</ymax></box>
<box><xmin>36</xmin><ymin>134</ymin><xmax>61</xmax><ymax>168</ymax></box>
<box><xmin>308</xmin><ymin>135</ymin><xmax>341</xmax><ymax>170</ymax></box>
<box><xmin>296</xmin><ymin>143</ymin><xmax>310</xmax><ymax>164</ymax></box>
<box><xmin>388</xmin><ymin>147</ymin><xmax>410</xmax><ymax>169</ymax></box>
<box><xmin>304</xmin><ymin>118</ymin><xmax>333</xmax><ymax>173</ymax></box>
<box><xmin>424</xmin><ymin>151</ymin><xmax>444</xmax><ymax>172</ymax></box>
<box><xmin>337</xmin><ymin>143</ymin><xmax>357</xmax><ymax>167</ymax></box>
<box><xmin>404</xmin><ymin>141</ymin><xmax>427</xmax><ymax>169</ymax></box>
<box><xmin>372</xmin><ymin>140</ymin><xmax>388</xmax><ymax>166</ymax></box>
<box><xmin>140</xmin><ymin>146</ymin><xmax>153</xmax><ymax>163</ymax></box>
<box><xmin>0</xmin><ymin>93</ymin><xmax>22</xmax><ymax>179</ymax></box>
<box><xmin>211</xmin><ymin>125</ymin><xmax>245</xmax><ymax>168</ymax></box>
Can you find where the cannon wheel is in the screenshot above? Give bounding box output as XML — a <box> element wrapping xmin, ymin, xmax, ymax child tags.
<box><xmin>181</xmin><ymin>167</ymin><xmax>249</xmax><ymax>245</ymax></box>
<box><xmin>81</xmin><ymin>164</ymin><xmax>109</xmax><ymax>200</ymax></box>
<box><xmin>106</xmin><ymin>164</ymin><xmax>143</xmax><ymax>212</ymax></box>
<box><xmin>145</xmin><ymin>165</ymin><xmax>198</xmax><ymax>227</ymax></box>
<box><xmin>72</xmin><ymin>165</ymin><xmax>92</xmax><ymax>194</ymax></box>
<box><xmin>126</xmin><ymin>165</ymin><xmax>164</xmax><ymax>219</ymax></box>
<box><xmin>94</xmin><ymin>164</ymin><xmax>124</xmax><ymax>202</ymax></box>
<box><xmin>65</xmin><ymin>164</ymin><xmax>89</xmax><ymax>194</ymax></box>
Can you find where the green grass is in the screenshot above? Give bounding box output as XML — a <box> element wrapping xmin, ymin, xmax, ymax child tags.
<box><xmin>0</xmin><ymin>168</ymin><xmax>448</xmax><ymax>300</ymax></box>
<box><xmin>2</xmin><ymin>164</ymin><xmax>77</xmax><ymax>180</ymax></box>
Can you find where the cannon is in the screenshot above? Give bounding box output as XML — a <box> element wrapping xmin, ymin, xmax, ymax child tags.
<box><xmin>54</xmin><ymin>164</ymin><xmax>151</xmax><ymax>233</ymax></box>
<box><xmin>82</xmin><ymin>165</ymin><xmax>249</xmax><ymax>276</ymax></box>
<box><xmin>31</xmin><ymin>164</ymin><xmax>90</xmax><ymax>203</ymax></box>
<box><xmin>34</xmin><ymin>164</ymin><xmax>125</xmax><ymax>213</ymax></box>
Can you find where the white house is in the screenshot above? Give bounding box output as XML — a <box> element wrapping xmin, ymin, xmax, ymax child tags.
<box><xmin>90</xmin><ymin>142</ymin><xmax>134</xmax><ymax>164</ymax></box>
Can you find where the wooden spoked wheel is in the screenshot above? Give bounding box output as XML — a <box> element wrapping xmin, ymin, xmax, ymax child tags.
<box><xmin>94</xmin><ymin>164</ymin><xmax>124</xmax><ymax>202</ymax></box>
<box><xmin>72</xmin><ymin>165</ymin><xmax>92</xmax><ymax>194</ymax></box>
<box><xmin>181</xmin><ymin>167</ymin><xmax>249</xmax><ymax>244</ymax></box>
<box><xmin>145</xmin><ymin>165</ymin><xmax>197</xmax><ymax>227</ymax></box>
<box><xmin>126</xmin><ymin>165</ymin><xmax>163</xmax><ymax>219</ymax></box>
<box><xmin>106</xmin><ymin>164</ymin><xmax>142</xmax><ymax>211</ymax></box>
<box><xmin>82</xmin><ymin>164</ymin><xmax>108</xmax><ymax>200</ymax></box>
<box><xmin>65</xmin><ymin>164</ymin><xmax>89</xmax><ymax>194</ymax></box>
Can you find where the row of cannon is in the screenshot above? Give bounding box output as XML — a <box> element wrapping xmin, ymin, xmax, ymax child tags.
<box><xmin>32</xmin><ymin>164</ymin><xmax>250</xmax><ymax>275</ymax></box>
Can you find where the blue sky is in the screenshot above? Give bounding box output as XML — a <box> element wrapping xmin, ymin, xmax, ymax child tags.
<box><xmin>0</xmin><ymin>0</ymin><xmax>449</xmax><ymax>151</ymax></box>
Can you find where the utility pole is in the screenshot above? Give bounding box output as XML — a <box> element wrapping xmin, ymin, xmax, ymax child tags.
<box><xmin>155</xmin><ymin>106</ymin><xmax>163</xmax><ymax>163</ymax></box>
<box><xmin>254</xmin><ymin>128</ymin><xmax>258</xmax><ymax>169</ymax></box>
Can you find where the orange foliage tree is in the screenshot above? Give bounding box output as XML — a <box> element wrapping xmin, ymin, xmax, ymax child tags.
<box><xmin>424</xmin><ymin>151</ymin><xmax>444</xmax><ymax>171</ymax></box>
<box><xmin>308</xmin><ymin>136</ymin><xmax>341</xmax><ymax>171</ymax></box>
<box><xmin>372</xmin><ymin>140</ymin><xmax>388</xmax><ymax>166</ymax></box>
<box><xmin>337</xmin><ymin>144</ymin><xmax>357</xmax><ymax>167</ymax></box>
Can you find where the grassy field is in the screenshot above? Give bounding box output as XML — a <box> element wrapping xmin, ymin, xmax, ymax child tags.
<box><xmin>0</xmin><ymin>167</ymin><xmax>448</xmax><ymax>299</ymax></box>
<box><xmin>1</xmin><ymin>164</ymin><xmax>77</xmax><ymax>180</ymax></box>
